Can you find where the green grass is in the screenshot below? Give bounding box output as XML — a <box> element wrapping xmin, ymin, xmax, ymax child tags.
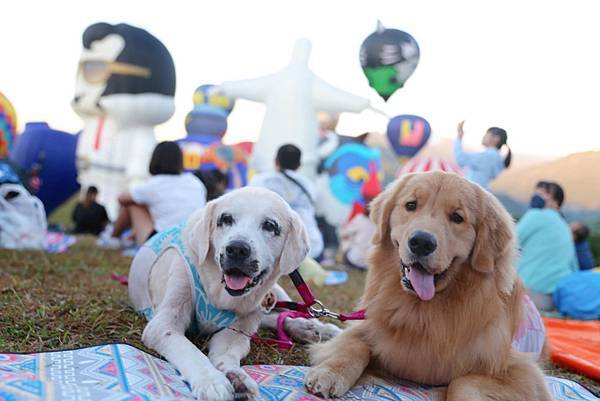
<box><xmin>0</xmin><ymin>239</ymin><xmax>598</xmax><ymax>395</ymax></box>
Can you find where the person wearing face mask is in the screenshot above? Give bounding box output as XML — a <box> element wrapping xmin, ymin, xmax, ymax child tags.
<box><xmin>516</xmin><ymin>181</ymin><xmax>579</xmax><ymax>311</ymax></box>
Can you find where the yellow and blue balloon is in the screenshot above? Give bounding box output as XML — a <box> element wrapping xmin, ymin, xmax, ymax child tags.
<box><xmin>386</xmin><ymin>114</ymin><xmax>431</xmax><ymax>158</ymax></box>
<box><xmin>185</xmin><ymin>84</ymin><xmax>235</xmax><ymax>139</ymax></box>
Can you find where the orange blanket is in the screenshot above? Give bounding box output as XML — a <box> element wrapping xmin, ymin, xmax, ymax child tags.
<box><xmin>544</xmin><ymin>317</ymin><xmax>600</xmax><ymax>380</ymax></box>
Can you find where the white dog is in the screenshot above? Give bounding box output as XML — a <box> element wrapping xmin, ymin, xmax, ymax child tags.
<box><xmin>129</xmin><ymin>187</ymin><xmax>337</xmax><ymax>401</ymax></box>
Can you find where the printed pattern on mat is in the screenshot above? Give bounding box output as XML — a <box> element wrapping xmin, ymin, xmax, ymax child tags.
<box><xmin>1</xmin><ymin>345</ymin><xmax>597</xmax><ymax>401</ymax></box>
<box><xmin>0</xmin><ymin>344</ymin><xmax>194</xmax><ymax>401</ymax></box>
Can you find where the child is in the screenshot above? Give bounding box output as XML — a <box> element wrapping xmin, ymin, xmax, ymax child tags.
<box><xmin>453</xmin><ymin>121</ymin><xmax>512</xmax><ymax>190</ymax></box>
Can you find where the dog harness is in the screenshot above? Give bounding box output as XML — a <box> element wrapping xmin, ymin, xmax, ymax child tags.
<box><xmin>128</xmin><ymin>224</ymin><xmax>237</xmax><ymax>335</ymax></box>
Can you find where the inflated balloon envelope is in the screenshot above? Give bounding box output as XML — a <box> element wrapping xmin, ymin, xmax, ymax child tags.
<box><xmin>178</xmin><ymin>85</ymin><xmax>249</xmax><ymax>188</ymax></box>
<box><xmin>387</xmin><ymin>114</ymin><xmax>431</xmax><ymax>158</ymax></box>
<box><xmin>72</xmin><ymin>22</ymin><xmax>176</xmax><ymax>219</ymax></box>
<box><xmin>0</xmin><ymin>91</ymin><xmax>17</xmax><ymax>159</ymax></box>
<box><xmin>10</xmin><ymin>122</ymin><xmax>80</xmax><ymax>215</ymax></box>
<box><xmin>221</xmin><ymin>38</ymin><xmax>371</xmax><ymax>178</ymax></box>
<box><xmin>360</xmin><ymin>21</ymin><xmax>420</xmax><ymax>101</ymax></box>
<box><xmin>184</xmin><ymin>84</ymin><xmax>234</xmax><ymax>139</ymax></box>
<box><xmin>316</xmin><ymin>142</ymin><xmax>383</xmax><ymax>227</ymax></box>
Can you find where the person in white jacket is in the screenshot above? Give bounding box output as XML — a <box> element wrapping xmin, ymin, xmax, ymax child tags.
<box><xmin>249</xmin><ymin>144</ymin><xmax>324</xmax><ymax>259</ymax></box>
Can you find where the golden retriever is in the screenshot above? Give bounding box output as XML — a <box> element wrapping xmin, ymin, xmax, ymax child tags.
<box><xmin>305</xmin><ymin>172</ymin><xmax>551</xmax><ymax>401</ymax></box>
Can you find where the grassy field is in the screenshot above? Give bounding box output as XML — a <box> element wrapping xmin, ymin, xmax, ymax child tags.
<box><xmin>0</xmin><ymin>238</ymin><xmax>598</xmax><ymax>396</ymax></box>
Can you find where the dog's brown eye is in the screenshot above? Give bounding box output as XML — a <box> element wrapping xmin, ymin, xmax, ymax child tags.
<box><xmin>450</xmin><ymin>212</ymin><xmax>464</xmax><ymax>224</ymax></box>
<box><xmin>405</xmin><ymin>201</ymin><xmax>417</xmax><ymax>211</ymax></box>
<box><xmin>262</xmin><ymin>219</ymin><xmax>281</xmax><ymax>236</ymax></box>
<box><xmin>217</xmin><ymin>213</ymin><xmax>234</xmax><ymax>227</ymax></box>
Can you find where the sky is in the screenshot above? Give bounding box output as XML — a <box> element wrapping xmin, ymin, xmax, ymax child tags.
<box><xmin>2</xmin><ymin>0</ymin><xmax>600</xmax><ymax>159</ymax></box>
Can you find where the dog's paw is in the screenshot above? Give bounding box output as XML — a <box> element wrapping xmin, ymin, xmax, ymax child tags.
<box><xmin>260</xmin><ymin>291</ymin><xmax>277</xmax><ymax>314</ymax></box>
<box><xmin>284</xmin><ymin>318</ymin><xmax>342</xmax><ymax>344</ymax></box>
<box><xmin>304</xmin><ymin>365</ymin><xmax>352</xmax><ymax>398</ymax></box>
<box><xmin>192</xmin><ymin>370</ymin><xmax>234</xmax><ymax>401</ymax></box>
<box><xmin>225</xmin><ymin>368</ymin><xmax>258</xmax><ymax>401</ymax></box>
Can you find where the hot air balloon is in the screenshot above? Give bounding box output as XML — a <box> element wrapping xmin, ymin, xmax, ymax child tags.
<box><xmin>386</xmin><ymin>114</ymin><xmax>431</xmax><ymax>158</ymax></box>
<box><xmin>397</xmin><ymin>155</ymin><xmax>462</xmax><ymax>176</ymax></box>
<box><xmin>185</xmin><ymin>84</ymin><xmax>234</xmax><ymax>140</ymax></box>
<box><xmin>0</xmin><ymin>91</ymin><xmax>17</xmax><ymax>159</ymax></box>
<box><xmin>10</xmin><ymin>122</ymin><xmax>80</xmax><ymax>214</ymax></box>
<box><xmin>360</xmin><ymin>22</ymin><xmax>420</xmax><ymax>101</ymax></box>
<box><xmin>221</xmin><ymin>38</ymin><xmax>370</xmax><ymax>179</ymax></box>
<box><xmin>178</xmin><ymin>86</ymin><xmax>250</xmax><ymax>188</ymax></box>
<box><xmin>73</xmin><ymin>22</ymin><xmax>176</xmax><ymax>218</ymax></box>
<box><xmin>316</xmin><ymin>142</ymin><xmax>383</xmax><ymax>227</ymax></box>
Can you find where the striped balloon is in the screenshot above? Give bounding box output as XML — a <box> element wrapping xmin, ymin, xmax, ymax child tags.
<box><xmin>0</xmin><ymin>91</ymin><xmax>17</xmax><ymax>158</ymax></box>
<box><xmin>397</xmin><ymin>155</ymin><xmax>462</xmax><ymax>176</ymax></box>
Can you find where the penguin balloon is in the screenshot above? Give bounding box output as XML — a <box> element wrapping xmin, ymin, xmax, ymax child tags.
<box><xmin>360</xmin><ymin>21</ymin><xmax>420</xmax><ymax>101</ymax></box>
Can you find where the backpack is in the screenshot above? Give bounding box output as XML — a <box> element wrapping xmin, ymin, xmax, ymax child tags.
<box><xmin>553</xmin><ymin>269</ymin><xmax>600</xmax><ymax>320</ymax></box>
<box><xmin>0</xmin><ymin>160</ymin><xmax>21</xmax><ymax>185</ymax></box>
<box><xmin>0</xmin><ymin>183</ymin><xmax>47</xmax><ymax>250</ymax></box>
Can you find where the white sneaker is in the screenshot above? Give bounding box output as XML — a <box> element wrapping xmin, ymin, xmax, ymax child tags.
<box><xmin>96</xmin><ymin>236</ymin><xmax>123</xmax><ymax>249</ymax></box>
<box><xmin>119</xmin><ymin>229</ymin><xmax>135</xmax><ymax>249</ymax></box>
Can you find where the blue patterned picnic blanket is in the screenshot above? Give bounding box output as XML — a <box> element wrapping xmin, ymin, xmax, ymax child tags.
<box><xmin>0</xmin><ymin>344</ymin><xmax>597</xmax><ymax>401</ymax></box>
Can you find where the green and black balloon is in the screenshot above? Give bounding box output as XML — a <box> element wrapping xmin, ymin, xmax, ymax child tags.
<box><xmin>360</xmin><ymin>22</ymin><xmax>420</xmax><ymax>101</ymax></box>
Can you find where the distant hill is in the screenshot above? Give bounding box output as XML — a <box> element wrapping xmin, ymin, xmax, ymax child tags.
<box><xmin>491</xmin><ymin>151</ymin><xmax>600</xmax><ymax>210</ymax></box>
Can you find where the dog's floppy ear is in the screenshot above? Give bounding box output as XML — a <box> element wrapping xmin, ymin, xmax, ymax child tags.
<box><xmin>184</xmin><ymin>201</ymin><xmax>216</xmax><ymax>266</ymax></box>
<box><xmin>370</xmin><ymin>175</ymin><xmax>410</xmax><ymax>245</ymax></box>
<box><xmin>470</xmin><ymin>188</ymin><xmax>516</xmax><ymax>294</ymax></box>
<box><xmin>279</xmin><ymin>210</ymin><xmax>310</xmax><ymax>274</ymax></box>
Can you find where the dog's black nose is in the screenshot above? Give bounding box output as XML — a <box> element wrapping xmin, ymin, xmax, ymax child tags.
<box><xmin>226</xmin><ymin>241</ymin><xmax>251</xmax><ymax>261</ymax></box>
<box><xmin>408</xmin><ymin>231</ymin><xmax>437</xmax><ymax>257</ymax></box>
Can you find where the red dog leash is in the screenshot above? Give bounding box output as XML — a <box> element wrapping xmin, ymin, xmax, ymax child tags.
<box><xmin>113</xmin><ymin>269</ymin><xmax>365</xmax><ymax>350</ymax></box>
<box><xmin>253</xmin><ymin>270</ymin><xmax>366</xmax><ymax>349</ymax></box>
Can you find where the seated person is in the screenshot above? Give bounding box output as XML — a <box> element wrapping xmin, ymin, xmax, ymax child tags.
<box><xmin>516</xmin><ymin>181</ymin><xmax>578</xmax><ymax>311</ymax></box>
<box><xmin>72</xmin><ymin>185</ymin><xmax>109</xmax><ymax>235</ymax></box>
<box><xmin>194</xmin><ymin>169</ymin><xmax>229</xmax><ymax>201</ymax></box>
<box><xmin>100</xmin><ymin>141</ymin><xmax>207</xmax><ymax>248</ymax></box>
<box><xmin>340</xmin><ymin>209</ymin><xmax>375</xmax><ymax>270</ymax></box>
<box><xmin>571</xmin><ymin>221</ymin><xmax>596</xmax><ymax>270</ymax></box>
<box><xmin>340</xmin><ymin>166</ymin><xmax>382</xmax><ymax>270</ymax></box>
<box><xmin>249</xmin><ymin>144</ymin><xmax>324</xmax><ymax>259</ymax></box>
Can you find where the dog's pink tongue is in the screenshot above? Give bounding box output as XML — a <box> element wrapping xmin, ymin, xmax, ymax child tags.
<box><xmin>224</xmin><ymin>275</ymin><xmax>251</xmax><ymax>290</ymax></box>
<box><xmin>408</xmin><ymin>267</ymin><xmax>435</xmax><ymax>301</ymax></box>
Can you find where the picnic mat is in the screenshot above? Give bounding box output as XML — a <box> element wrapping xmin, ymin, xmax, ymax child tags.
<box><xmin>544</xmin><ymin>317</ymin><xmax>600</xmax><ymax>381</ymax></box>
<box><xmin>0</xmin><ymin>344</ymin><xmax>597</xmax><ymax>401</ymax></box>
<box><xmin>45</xmin><ymin>232</ymin><xmax>76</xmax><ymax>254</ymax></box>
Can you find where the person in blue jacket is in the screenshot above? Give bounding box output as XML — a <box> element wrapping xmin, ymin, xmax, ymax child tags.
<box><xmin>516</xmin><ymin>181</ymin><xmax>578</xmax><ymax>311</ymax></box>
<box><xmin>570</xmin><ymin>221</ymin><xmax>597</xmax><ymax>270</ymax></box>
<box><xmin>453</xmin><ymin>121</ymin><xmax>512</xmax><ymax>191</ymax></box>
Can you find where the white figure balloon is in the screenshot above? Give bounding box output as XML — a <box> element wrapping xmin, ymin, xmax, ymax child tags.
<box><xmin>221</xmin><ymin>39</ymin><xmax>370</xmax><ymax>178</ymax></box>
<box><xmin>72</xmin><ymin>22</ymin><xmax>176</xmax><ymax>218</ymax></box>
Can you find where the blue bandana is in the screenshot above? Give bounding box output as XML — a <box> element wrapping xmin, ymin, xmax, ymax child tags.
<box><xmin>144</xmin><ymin>224</ymin><xmax>237</xmax><ymax>333</ymax></box>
